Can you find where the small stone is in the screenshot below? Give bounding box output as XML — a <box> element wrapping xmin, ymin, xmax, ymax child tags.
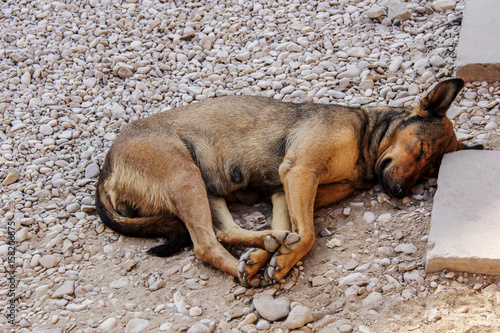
<box><xmin>59</xmin><ymin>130</ymin><xmax>73</xmax><ymax>140</ymax></box>
<box><xmin>85</xmin><ymin>163</ymin><xmax>100</xmax><ymax>178</ymax></box>
<box><xmin>286</xmin><ymin>42</ymin><xmax>303</xmax><ymax>52</ymax></box>
<box><xmin>104</xmin><ymin>133</ymin><xmax>117</xmax><ymax>141</ymax></box>
<box><xmin>39</xmin><ymin>124</ymin><xmax>54</xmax><ymax>136</ymax></box>
<box><xmin>345</xmin><ymin>259</ymin><xmax>359</xmax><ymax>270</ymax></box>
<box><xmin>425</xmin><ymin>308</ymin><xmax>441</xmax><ymax>322</ymax></box>
<box><xmin>359</xmin><ymin>325</ymin><xmax>373</xmax><ymax>333</ymax></box>
<box><xmin>380</xmin><ymin>258</ymin><xmax>391</xmax><ymax>266</ymax></box>
<box><xmin>15</xmin><ymin>228</ymin><xmax>28</xmax><ymax>242</ymax></box>
<box><xmin>74</xmin><ymin>286</ymin><xmax>87</xmax><ymax>298</ymax></box>
<box><xmin>218</xmin><ymin>320</ymin><xmax>231</xmax><ymax>330</ymax></box>
<box><xmin>339</xmin><ymin>273</ymin><xmax>369</xmax><ymax>286</ymax></box>
<box><xmin>149</xmin><ymin>279</ymin><xmax>165</xmax><ymax>291</ymax></box>
<box><xmin>235</xmin><ymin>51</ymin><xmax>251</xmax><ymax>61</ymax></box>
<box><xmin>66</xmin><ymin>303</ymin><xmax>87</xmax><ymax>312</ymax></box>
<box><xmin>362</xmin><ymin>292</ymin><xmax>382</xmax><ymax>309</ymax></box>
<box><xmin>363</xmin><ymin>212</ymin><xmax>376</xmax><ymax>223</ymax></box>
<box><xmin>200</xmin><ymin>37</ymin><xmax>212</xmax><ymax>50</ymax></box>
<box><xmin>2</xmin><ymin>168</ymin><xmax>20</xmax><ymax>186</ymax></box>
<box><xmin>311</xmin><ymin>276</ymin><xmax>330</xmax><ymax>287</ymax></box>
<box><xmin>319</xmin><ymin>228</ymin><xmax>332</xmax><ymax>237</ymax></box>
<box><xmin>326</xmin><ymin>238</ymin><xmax>342</xmax><ymax>248</ymax></box>
<box><xmin>187</xmin><ymin>323</ymin><xmax>210</xmax><ymax>333</ymax></box>
<box><xmin>414</xmin><ymin>58</ymin><xmax>430</xmax><ymax>70</ymax></box>
<box><xmin>285</xmin><ymin>304</ymin><xmax>314</xmax><ymax>329</ymax></box>
<box><xmin>429</xmin><ymin>55</ymin><xmax>445</xmax><ymax>67</ymax></box>
<box><xmin>394</xmin><ymin>243</ymin><xmax>417</xmax><ymax>255</ymax></box>
<box><xmin>355</xmin><ymin>263</ymin><xmax>372</xmax><ymax>272</ymax></box>
<box><xmin>485</xmin><ymin>122</ymin><xmax>498</xmax><ymax>131</ymax></box>
<box><xmin>113</xmin><ymin>62</ymin><xmax>134</xmax><ymax>79</ymax></box>
<box><xmin>237</xmin><ymin>313</ymin><xmax>258</xmax><ymax>329</ymax></box>
<box><xmin>66</xmin><ymin>203</ymin><xmax>80</xmax><ymax>213</ymax></box>
<box><xmin>19</xmin><ymin>319</ymin><xmax>31</xmax><ymax>327</ymax></box>
<box><xmin>84</xmin><ymin>77</ymin><xmax>97</xmax><ymax>88</ymax></box>
<box><xmin>111</xmin><ymin>103</ymin><xmax>126</xmax><ymax>118</ymax></box>
<box><xmin>39</xmin><ymin>255</ymin><xmax>58</xmax><ymax>268</ymax></box>
<box><xmin>253</xmin><ymin>295</ymin><xmax>290</xmax><ymax>321</ymax></box>
<box><xmin>367</xmin><ymin>6</ymin><xmax>386</xmax><ymax>19</ymax></box>
<box><xmin>99</xmin><ymin>318</ymin><xmax>118</xmax><ymax>332</ymax></box>
<box><xmin>21</xmin><ymin>72</ymin><xmax>31</xmax><ymax>85</ymax></box>
<box><xmin>173</xmin><ymin>290</ymin><xmax>189</xmax><ymax>314</ymax></box>
<box><xmin>123</xmin><ymin>260</ymin><xmax>136</xmax><ymax>271</ymax></box>
<box><xmin>360</xmin><ymin>78</ymin><xmax>374</xmax><ymax>91</ymax></box>
<box><xmin>125</xmin><ymin>319</ymin><xmax>150</xmax><ymax>333</ymax></box>
<box><xmin>432</xmin><ymin>0</ymin><xmax>456</xmax><ymax>12</ymax></box>
<box><xmin>52</xmin><ymin>281</ymin><xmax>74</xmax><ymax>298</ymax></box>
<box><xmin>110</xmin><ymin>278</ymin><xmax>129</xmax><ymax>289</ymax></box>
<box><xmin>129</xmin><ymin>40</ymin><xmax>142</xmax><ymax>50</ymax></box>
<box><xmin>190</xmin><ymin>307</ymin><xmax>203</xmax><ymax>316</ymax></box>
<box><xmin>339</xmin><ymin>324</ymin><xmax>354</xmax><ymax>333</ymax></box>
<box><xmin>256</xmin><ymin>319</ymin><xmax>270</xmax><ymax>330</ymax></box>
<box><xmin>388</xmin><ymin>0</ymin><xmax>411</xmax><ymax>21</ymax></box>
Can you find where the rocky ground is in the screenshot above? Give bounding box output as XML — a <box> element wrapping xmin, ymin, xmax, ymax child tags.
<box><xmin>1</xmin><ymin>0</ymin><xmax>500</xmax><ymax>332</ymax></box>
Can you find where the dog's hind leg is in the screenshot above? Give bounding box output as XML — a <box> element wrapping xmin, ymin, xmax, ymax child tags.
<box><xmin>134</xmin><ymin>141</ymin><xmax>242</xmax><ymax>278</ymax></box>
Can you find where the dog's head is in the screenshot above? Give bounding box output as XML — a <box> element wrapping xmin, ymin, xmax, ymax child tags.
<box><xmin>376</xmin><ymin>78</ymin><xmax>482</xmax><ymax>198</ymax></box>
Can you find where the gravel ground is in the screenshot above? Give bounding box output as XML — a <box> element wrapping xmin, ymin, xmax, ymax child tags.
<box><xmin>1</xmin><ymin>0</ymin><xmax>500</xmax><ymax>332</ymax></box>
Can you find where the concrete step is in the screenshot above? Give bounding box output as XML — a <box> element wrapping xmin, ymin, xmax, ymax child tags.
<box><xmin>426</xmin><ymin>150</ymin><xmax>500</xmax><ymax>275</ymax></box>
<box><xmin>456</xmin><ymin>0</ymin><xmax>500</xmax><ymax>82</ymax></box>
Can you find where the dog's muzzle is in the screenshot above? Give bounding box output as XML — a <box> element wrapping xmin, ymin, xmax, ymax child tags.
<box><xmin>378</xmin><ymin>158</ymin><xmax>407</xmax><ymax>199</ymax></box>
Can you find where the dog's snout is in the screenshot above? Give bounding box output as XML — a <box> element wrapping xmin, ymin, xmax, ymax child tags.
<box><xmin>391</xmin><ymin>183</ymin><xmax>405</xmax><ymax>198</ymax></box>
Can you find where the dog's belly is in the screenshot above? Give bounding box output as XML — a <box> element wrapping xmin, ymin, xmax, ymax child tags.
<box><xmin>199</xmin><ymin>153</ymin><xmax>284</xmax><ymax>203</ymax></box>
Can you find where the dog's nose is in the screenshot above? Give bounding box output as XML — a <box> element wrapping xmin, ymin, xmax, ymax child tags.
<box><xmin>390</xmin><ymin>183</ymin><xmax>405</xmax><ymax>198</ymax></box>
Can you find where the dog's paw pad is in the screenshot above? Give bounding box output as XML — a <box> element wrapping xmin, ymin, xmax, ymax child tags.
<box><xmin>275</xmin><ymin>230</ymin><xmax>288</xmax><ymax>243</ymax></box>
<box><xmin>264</xmin><ymin>231</ymin><xmax>301</xmax><ymax>253</ymax></box>
<box><xmin>264</xmin><ymin>235</ymin><xmax>280</xmax><ymax>252</ymax></box>
<box><xmin>238</xmin><ymin>248</ymin><xmax>274</xmax><ymax>286</ymax></box>
<box><xmin>284</xmin><ymin>233</ymin><xmax>301</xmax><ymax>250</ymax></box>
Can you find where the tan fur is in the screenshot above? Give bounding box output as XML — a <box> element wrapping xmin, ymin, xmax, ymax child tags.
<box><xmin>96</xmin><ymin>78</ymin><xmax>477</xmax><ymax>286</ymax></box>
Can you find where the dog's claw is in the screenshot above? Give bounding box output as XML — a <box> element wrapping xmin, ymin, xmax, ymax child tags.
<box><xmin>238</xmin><ymin>261</ymin><xmax>246</xmax><ymax>277</ymax></box>
<box><xmin>266</xmin><ymin>266</ymin><xmax>275</xmax><ymax>279</ymax></box>
<box><xmin>269</xmin><ymin>256</ymin><xmax>277</xmax><ymax>267</ymax></box>
<box><xmin>240</xmin><ymin>251</ymin><xmax>250</xmax><ymax>261</ymax></box>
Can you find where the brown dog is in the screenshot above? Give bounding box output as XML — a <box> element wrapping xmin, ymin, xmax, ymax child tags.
<box><xmin>96</xmin><ymin>78</ymin><xmax>477</xmax><ymax>286</ymax></box>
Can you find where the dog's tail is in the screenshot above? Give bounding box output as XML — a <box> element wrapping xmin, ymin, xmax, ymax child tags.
<box><xmin>95</xmin><ymin>180</ymin><xmax>192</xmax><ymax>257</ymax></box>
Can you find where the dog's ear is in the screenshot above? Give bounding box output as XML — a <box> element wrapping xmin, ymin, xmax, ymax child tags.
<box><xmin>416</xmin><ymin>78</ymin><xmax>464</xmax><ymax>118</ymax></box>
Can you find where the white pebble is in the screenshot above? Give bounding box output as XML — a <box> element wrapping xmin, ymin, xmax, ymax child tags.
<box><xmin>99</xmin><ymin>318</ymin><xmax>118</xmax><ymax>332</ymax></box>
<box><xmin>394</xmin><ymin>243</ymin><xmax>417</xmax><ymax>255</ymax></box>
<box><xmin>285</xmin><ymin>304</ymin><xmax>313</xmax><ymax>329</ymax></box>
<box><xmin>125</xmin><ymin>319</ymin><xmax>150</xmax><ymax>333</ymax></box>
<box><xmin>363</xmin><ymin>212</ymin><xmax>376</xmax><ymax>223</ymax></box>
<box><xmin>21</xmin><ymin>72</ymin><xmax>31</xmax><ymax>85</ymax></box>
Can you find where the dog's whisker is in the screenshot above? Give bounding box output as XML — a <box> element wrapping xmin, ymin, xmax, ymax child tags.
<box><xmin>383</xmin><ymin>197</ymin><xmax>402</xmax><ymax>210</ymax></box>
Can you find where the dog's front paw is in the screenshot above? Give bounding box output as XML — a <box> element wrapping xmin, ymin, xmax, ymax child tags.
<box><xmin>237</xmin><ymin>248</ymin><xmax>272</xmax><ymax>287</ymax></box>
<box><xmin>264</xmin><ymin>231</ymin><xmax>302</xmax><ymax>253</ymax></box>
<box><xmin>264</xmin><ymin>249</ymin><xmax>303</xmax><ymax>282</ymax></box>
